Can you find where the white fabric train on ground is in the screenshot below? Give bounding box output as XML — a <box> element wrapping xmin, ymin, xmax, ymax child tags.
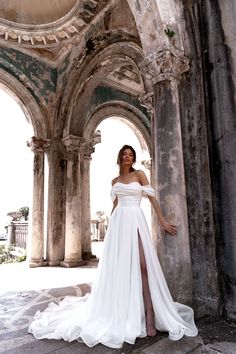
<box><xmin>28</xmin><ymin>182</ymin><xmax>198</xmax><ymax>348</ymax></box>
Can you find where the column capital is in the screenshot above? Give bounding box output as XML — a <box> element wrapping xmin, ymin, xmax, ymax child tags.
<box><xmin>27</xmin><ymin>136</ymin><xmax>50</xmax><ymax>153</ymax></box>
<box><xmin>140</xmin><ymin>47</ymin><xmax>190</xmax><ymax>85</ymax></box>
<box><xmin>141</xmin><ymin>159</ymin><xmax>152</xmax><ymax>170</ymax></box>
<box><xmin>138</xmin><ymin>92</ymin><xmax>154</xmax><ymax>118</ymax></box>
<box><xmin>81</xmin><ymin>131</ymin><xmax>101</xmax><ymax>160</ymax></box>
<box><xmin>62</xmin><ymin>135</ymin><xmax>82</xmax><ymax>153</ymax></box>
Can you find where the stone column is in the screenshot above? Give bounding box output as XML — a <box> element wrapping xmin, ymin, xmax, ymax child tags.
<box><xmin>46</xmin><ymin>138</ymin><xmax>66</xmax><ymax>266</ymax></box>
<box><xmin>60</xmin><ymin>135</ymin><xmax>85</xmax><ymax>267</ymax></box>
<box><xmin>27</xmin><ymin>136</ymin><xmax>50</xmax><ymax>267</ymax></box>
<box><xmin>80</xmin><ymin>131</ymin><xmax>101</xmax><ymax>260</ymax></box>
<box><xmin>141</xmin><ymin>48</ymin><xmax>193</xmax><ymax>303</ymax></box>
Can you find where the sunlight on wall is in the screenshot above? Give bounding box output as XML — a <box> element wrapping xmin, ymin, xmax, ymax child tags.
<box><xmin>0</xmin><ymin>88</ymin><xmax>34</xmax><ymax>232</ymax></box>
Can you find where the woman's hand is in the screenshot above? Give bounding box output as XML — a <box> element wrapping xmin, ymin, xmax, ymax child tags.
<box><xmin>160</xmin><ymin>220</ymin><xmax>177</xmax><ymax>236</ymax></box>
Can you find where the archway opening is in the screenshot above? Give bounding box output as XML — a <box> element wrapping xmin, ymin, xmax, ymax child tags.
<box><xmin>90</xmin><ymin>117</ymin><xmax>151</xmax><ymax>253</ymax></box>
<box><xmin>0</xmin><ymin>87</ymin><xmax>34</xmax><ymax>251</ymax></box>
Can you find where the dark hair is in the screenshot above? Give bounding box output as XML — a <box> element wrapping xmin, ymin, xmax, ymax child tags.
<box><xmin>117</xmin><ymin>145</ymin><xmax>136</xmax><ymax>172</ymax></box>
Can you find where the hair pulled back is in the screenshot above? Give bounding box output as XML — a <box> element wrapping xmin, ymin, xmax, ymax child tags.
<box><xmin>117</xmin><ymin>145</ymin><xmax>136</xmax><ymax>173</ymax></box>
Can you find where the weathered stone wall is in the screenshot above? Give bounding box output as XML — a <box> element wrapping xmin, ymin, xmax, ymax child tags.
<box><xmin>201</xmin><ymin>0</ymin><xmax>236</xmax><ymax>319</ymax></box>
<box><xmin>178</xmin><ymin>1</ymin><xmax>220</xmax><ymax>316</ymax></box>
<box><xmin>87</xmin><ymin>85</ymin><xmax>150</xmax><ymax>132</ymax></box>
<box><xmin>0</xmin><ymin>46</ymin><xmax>57</xmax><ymax>107</ymax></box>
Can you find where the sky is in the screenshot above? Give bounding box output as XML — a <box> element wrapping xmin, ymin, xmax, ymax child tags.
<box><xmin>0</xmin><ymin>88</ymin><xmax>33</xmax><ymax>232</ymax></box>
<box><xmin>0</xmin><ymin>88</ymin><xmax>151</xmax><ymax>233</ymax></box>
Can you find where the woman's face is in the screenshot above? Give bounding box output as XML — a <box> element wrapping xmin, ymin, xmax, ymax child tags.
<box><xmin>122</xmin><ymin>148</ymin><xmax>134</xmax><ymax>167</ymax></box>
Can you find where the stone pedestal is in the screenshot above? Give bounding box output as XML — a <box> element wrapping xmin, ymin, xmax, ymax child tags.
<box><xmin>60</xmin><ymin>136</ymin><xmax>85</xmax><ymax>267</ymax></box>
<box><xmin>27</xmin><ymin>137</ymin><xmax>49</xmax><ymax>267</ymax></box>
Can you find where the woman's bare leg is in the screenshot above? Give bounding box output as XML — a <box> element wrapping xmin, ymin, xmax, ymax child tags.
<box><xmin>138</xmin><ymin>234</ymin><xmax>156</xmax><ymax>337</ymax></box>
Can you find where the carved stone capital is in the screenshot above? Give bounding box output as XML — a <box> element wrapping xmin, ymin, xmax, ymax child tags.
<box><xmin>81</xmin><ymin>130</ymin><xmax>101</xmax><ymax>160</ymax></box>
<box><xmin>141</xmin><ymin>159</ymin><xmax>152</xmax><ymax>171</ymax></box>
<box><xmin>81</xmin><ymin>141</ymin><xmax>95</xmax><ymax>160</ymax></box>
<box><xmin>27</xmin><ymin>136</ymin><xmax>50</xmax><ymax>153</ymax></box>
<box><xmin>62</xmin><ymin>135</ymin><xmax>81</xmax><ymax>153</ymax></box>
<box><xmin>140</xmin><ymin>48</ymin><xmax>190</xmax><ymax>85</ymax></box>
<box><xmin>138</xmin><ymin>92</ymin><xmax>154</xmax><ymax>117</ymax></box>
<box><xmin>92</xmin><ymin>130</ymin><xmax>101</xmax><ymax>146</ymax></box>
<box><xmin>62</xmin><ymin>135</ymin><xmax>83</xmax><ymax>160</ymax></box>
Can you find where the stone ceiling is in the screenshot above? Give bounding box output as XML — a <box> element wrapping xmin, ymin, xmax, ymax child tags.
<box><xmin>0</xmin><ymin>0</ymin><xmax>112</xmax><ymax>49</ymax></box>
<box><xmin>0</xmin><ymin>0</ymin><xmax>144</xmax><ymax>98</ymax></box>
<box><xmin>0</xmin><ymin>0</ymin><xmax>77</xmax><ymax>24</ymax></box>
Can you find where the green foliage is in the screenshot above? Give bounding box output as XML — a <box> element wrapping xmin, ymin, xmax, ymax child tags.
<box><xmin>0</xmin><ymin>245</ymin><xmax>26</xmax><ymax>264</ymax></box>
<box><xmin>164</xmin><ymin>28</ymin><xmax>175</xmax><ymax>39</ymax></box>
<box><xmin>19</xmin><ymin>206</ymin><xmax>29</xmax><ymax>221</ymax></box>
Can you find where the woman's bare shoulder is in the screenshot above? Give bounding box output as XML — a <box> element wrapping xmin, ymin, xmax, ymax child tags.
<box><xmin>111</xmin><ymin>176</ymin><xmax>119</xmax><ymax>186</ymax></box>
<box><xmin>135</xmin><ymin>170</ymin><xmax>149</xmax><ymax>185</ymax></box>
<box><xmin>135</xmin><ymin>170</ymin><xmax>146</xmax><ymax>178</ymax></box>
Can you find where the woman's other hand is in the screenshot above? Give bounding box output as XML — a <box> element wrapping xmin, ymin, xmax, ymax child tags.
<box><xmin>160</xmin><ymin>220</ymin><xmax>177</xmax><ymax>236</ymax></box>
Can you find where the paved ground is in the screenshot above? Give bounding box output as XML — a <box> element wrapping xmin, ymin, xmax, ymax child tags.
<box><xmin>0</xmin><ymin>242</ymin><xmax>236</xmax><ymax>354</ymax></box>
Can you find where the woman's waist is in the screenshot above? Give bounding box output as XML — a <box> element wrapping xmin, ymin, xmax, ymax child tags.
<box><xmin>117</xmin><ymin>200</ymin><xmax>141</xmax><ymax>207</ymax></box>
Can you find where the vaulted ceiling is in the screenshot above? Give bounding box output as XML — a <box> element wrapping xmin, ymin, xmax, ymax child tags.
<box><xmin>0</xmin><ymin>0</ymin><xmax>77</xmax><ymax>24</ymax></box>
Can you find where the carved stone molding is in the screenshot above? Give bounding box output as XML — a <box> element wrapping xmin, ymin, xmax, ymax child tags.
<box><xmin>81</xmin><ymin>130</ymin><xmax>101</xmax><ymax>159</ymax></box>
<box><xmin>0</xmin><ymin>0</ymin><xmax>112</xmax><ymax>48</ymax></box>
<box><xmin>62</xmin><ymin>135</ymin><xmax>82</xmax><ymax>161</ymax></box>
<box><xmin>27</xmin><ymin>136</ymin><xmax>50</xmax><ymax>152</ymax></box>
<box><xmin>138</xmin><ymin>92</ymin><xmax>154</xmax><ymax>118</ymax></box>
<box><xmin>92</xmin><ymin>130</ymin><xmax>101</xmax><ymax>146</ymax></box>
<box><xmin>62</xmin><ymin>134</ymin><xmax>80</xmax><ymax>151</ymax></box>
<box><xmin>140</xmin><ymin>47</ymin><xmax>190</xmax><ymax>85</ymax></box>
<box><xmin>141</xmin><ymin>159</ymin><xmax>152</xmax><ymax>170</ymax></box>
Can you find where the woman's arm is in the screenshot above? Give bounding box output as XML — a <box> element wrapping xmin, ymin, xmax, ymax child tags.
<box><xmin>111</xmin><ymin>197</ymin><xmax>118</xmax><ymax>215</ymax></box>
<box><xmin>137</xmin><ymin>170</ymin><xmax>177</xmax><ymax>236</ymax></box>
<box><xmin>111</xmin><ymin>177</ymin><xmax>118</xmax><ymax>214</ymax></box>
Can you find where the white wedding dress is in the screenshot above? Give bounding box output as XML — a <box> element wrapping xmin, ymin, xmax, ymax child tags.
<box><xmin>28</xmin><ymin>182</ymin><xmax>198</xmax><ymax>348</ymax></box>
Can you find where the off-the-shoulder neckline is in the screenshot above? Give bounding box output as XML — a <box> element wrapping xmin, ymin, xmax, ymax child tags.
<box><xmin>113</xmin><ymin>182</ymin><xmax>151</xmax><ymax>187</ymax></box>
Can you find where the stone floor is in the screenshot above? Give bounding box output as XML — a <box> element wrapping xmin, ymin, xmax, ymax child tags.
<box><xmin>0</xmin><ymin>242</ymin><xmax>236</xmax><ymax>353</ymax></box>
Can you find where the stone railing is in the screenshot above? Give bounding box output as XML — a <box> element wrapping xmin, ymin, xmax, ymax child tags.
<box><xmin>7</xmin><ymin>222</ymin><xmax>28</xmax><ymax>249</ymax></box>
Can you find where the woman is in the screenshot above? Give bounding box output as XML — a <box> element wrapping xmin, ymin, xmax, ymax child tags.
<box><xmin>28</xmin><ymin>145</ymin><xmax>198</xmax><ymax>348</ymax></box>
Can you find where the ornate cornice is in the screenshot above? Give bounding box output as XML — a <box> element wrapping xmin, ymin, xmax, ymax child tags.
<box><xmin>62</xmin><ymin>135</ymin><xmax>81</xmax><ymax>153</ymax></box>
<box><xmin>140</xmin><ymin>47</ymin><xmax>190</xmax><ymax>85</ymax></box>
<box><xmin>141</xmin><ymin>159</ymin><xmax>152</xmax><ymax>171</ymax></box>
<box><xmin>138</xmin><ymin>92</ymin><xmax>154</xmax><ymax>118</ymax></box>
<box><xmin>62</xmin><ymin>131</ymin><xmax>101</xmax><ymax>160</ymax></box>
<box><xmin>0</xmin><ymin>0</ymin><xmax>112</xmax><ymax>48</ymax></box>
<box><xmin>27</xmin><ymin>136</ymin><xmax>50</xmax><ymax>152</ymax></box>
<box><xmin>81</xmin><ymin>130</ymin><xmax>101</xmax><ymax>159</ymax></box>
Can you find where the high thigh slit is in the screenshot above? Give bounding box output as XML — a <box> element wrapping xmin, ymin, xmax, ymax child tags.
<box><xmin>138</xmin><ymin>231</ymin><xmax>156</xmax><ymax>336</ymax></box>
<box><xmin>28</xmin><ymin>182</ymin><xmax>198</xmax><ymax>348</ymax></box>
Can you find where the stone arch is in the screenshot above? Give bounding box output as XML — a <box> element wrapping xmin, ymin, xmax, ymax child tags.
<box><xmin>0</xmin><ymin>69</ymin><xmax>49</xmax><ymax>139</ymax></box>
<box><xmin>62</xmin><ymin>40</ymin><xmax>146</xmax><ymax>137</ymax></box>
<box><xmin>65</xmin><ymin>47</ymin><xmax>147</xmax><ymax>134</ymax></box>
<box><xmin>79</xmin><ymin>103</ymin><xmax>152</xmax><ymax>260</ymax></box>
<box><xmin>84</xmin><ymin>105</ymin><xmax>151</xmax><ymax>154</ymax></box>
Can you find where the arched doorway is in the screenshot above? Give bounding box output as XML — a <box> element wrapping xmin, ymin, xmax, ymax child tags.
<box><xmin>90</xmin><ymin>117</ymin><xmax>151</xmax><ymax>247</ymax></box>
<box><xmin>0</xmin><ymin>71</ymin><xmax>50</xmax><ymax>267</ymax></box>
<box><xmin>0</xmin><ymin>88</ymin><xmax>34</xmax><ymax>247</ymax></box>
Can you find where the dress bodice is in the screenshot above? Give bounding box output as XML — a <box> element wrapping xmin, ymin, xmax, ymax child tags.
<box><xmin>111</xmin><ymin>182</ymin><xmax>155</xmax><ymax>207</ymax></box>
